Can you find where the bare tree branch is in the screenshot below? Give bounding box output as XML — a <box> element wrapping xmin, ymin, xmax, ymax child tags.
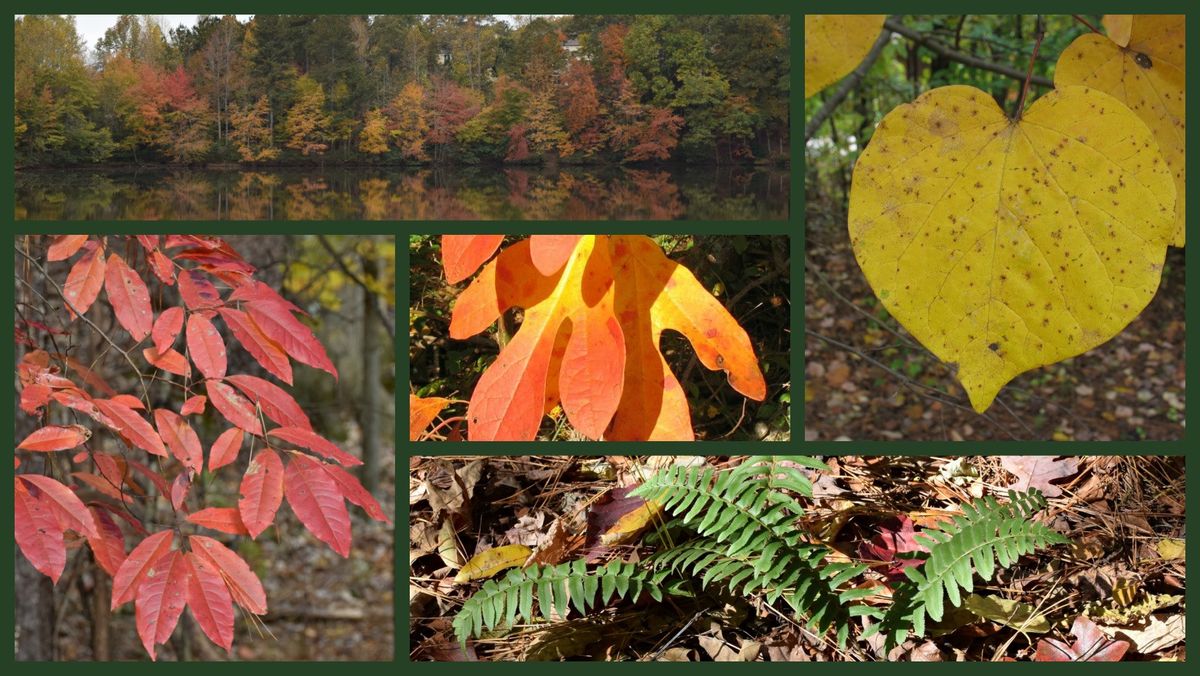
<box><xmin>316</xmin><ymin>235</ymin><xmax>396</xmax><ymax>340</ymax></box>
<box><xmin>805</xmin><ymin>22</ymin><xmax>894</xmax><ymax>141</ymax></box>
<box><xmin>884</xmin><ymin>18</ymin><xmax>1054</xmax><ymax>87</ymax></box>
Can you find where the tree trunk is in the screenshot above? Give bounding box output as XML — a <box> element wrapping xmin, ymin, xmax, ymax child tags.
<box><xmin>359</xmin><ymin>250</ymin><xmax>383</xmax><ymax>495</ymax></box>
<box><xmin>14</xmin><ymin>553</ymin><xmax>55</xmax><ymax>660</ymax></box>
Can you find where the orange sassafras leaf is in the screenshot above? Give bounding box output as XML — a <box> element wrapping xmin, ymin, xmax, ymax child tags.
<box><xmin>284</xmin><ymin>453</ymin><xmax>352</xmax><ymax>557</ymax></box>
<box><xmin>442</xmin><ymin>234</ymin><xmax>504</xmax><ymax>284</ymax></box>
<box><xmin>238</xmin><ymin>449</ymin><xmax>284</xmax><ymax>539</ymax></box>
<box><xmin>529</xmin><ymin>235</ymin><xmax>583</xmax><ymax>276</ymax></box>
<box><xmin>104</xmin><ymin>253</ymin><xmax>154</xmax><ymax>341</ymax></box>
<box><xmin>409</xmin><ymin>394</ymin><xmax>451</xmax><ymax>440</ymax></box>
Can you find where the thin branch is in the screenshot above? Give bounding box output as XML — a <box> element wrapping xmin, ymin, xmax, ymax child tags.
<box><xmin>316</xmin><ymin>235</ymin><xmax>396</xmax><ymax>340</ymax></box>
<box><xmin>1013</xmin><ymin>16</ymin><xmax>1045</xmax><ymax>120</ymax></box>
<box><xmin>884</xmin><ymin>18</ymin><xmax>1053</xmax><ymax>88</ymax></box>
<box><xmin>1071</xmin><ymin>14</ymin><xmax>1101</xmax><ymax>34</ymax></box>
<box><xmin>805</xmin><ymin>22</ymin><xmax>894</xmax><ymax>141</ymax></box>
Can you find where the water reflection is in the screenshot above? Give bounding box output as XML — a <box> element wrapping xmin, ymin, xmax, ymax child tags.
<box><xmin>15</xmin><ymin>166</ymin><xmax>789</xmax><ymax>221</ymax></box>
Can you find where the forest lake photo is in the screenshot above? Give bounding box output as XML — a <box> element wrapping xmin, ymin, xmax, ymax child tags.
<box><xmin>14</xmin><ymin>14</ymin><xmax>791</xmax><ymax>221</ymax></box>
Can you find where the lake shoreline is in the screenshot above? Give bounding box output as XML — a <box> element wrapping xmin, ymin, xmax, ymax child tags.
<box><xmin>15</xmin><ymin>159</ymin><xmax>790</xmax><ymax>172</ymax></box>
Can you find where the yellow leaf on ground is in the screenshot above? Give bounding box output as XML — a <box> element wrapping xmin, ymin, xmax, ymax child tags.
<box><xmin>849</xmin><ymin>85</ymin><xmax>1175</xmax><ymax>412</ymax></box>
<box><xmin>804</xmin><ymin>15</ymin><xmax>887</xmax><ymax>98</ymax></box>
<box><xmin>1056</xmin><ymin>15</ymin><xmax>1185</xmax><ymax>246</ymax></box>
<box><xmin>1155</xmin><ymin>537</ymin><xmax>1185</xmax><ymax>561</ymax></box>
<box><xmin>454</xmin><ymin>544</ymin><xmax>533</xmax><ymax>583</ymax></box>
<box><xmin>962</xmin><ymin>593</ymin><xmax>1051</xmax><ymax>633</ymax></box>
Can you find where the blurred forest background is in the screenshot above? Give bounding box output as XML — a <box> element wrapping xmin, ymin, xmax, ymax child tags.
<box><xmin>14</xmin><ymin>14</ymin><xmax>789</xmax><ymax>167</ymax></box>
<box><xmin>409</xmin><ymin>235</ymin><xmax>791</xmax><ymax>441</ymax></box>
<box><xmin>13</xmin><ymin>235</ymin><xmax>397</xmax><ymax>660</ymax></box>
<box><xmin>805</xmin><ymin>15</ymin><xmax>1186</xmax><ymax>441</ymax></box>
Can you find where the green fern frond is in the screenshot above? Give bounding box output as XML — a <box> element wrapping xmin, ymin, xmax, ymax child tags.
<box><xmin>453</xmin><ymin>559</ymin><xmax>667</xmax><ymax>644</ymax></box>
<box><xmin>867</xmin><ymin>488</ymin><xmax>1068</xmax><ymax>646</ymax></box>
<box><xmin>632</xmin><ymin>456</ymin><xmax>867</xmax><ymax>644</ymax></box>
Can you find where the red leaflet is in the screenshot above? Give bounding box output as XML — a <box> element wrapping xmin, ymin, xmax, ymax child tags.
<box><xmin>65</xmin><ymin>356</ymin><xmax>119</xmax><ymax>396</ymax></box>
<box><xmin>148</xmin><ymin>250</ymin><xmax>176</xmax><ymax>285</ymax></box>
<box><xmin>323</xmin><ymin>463</ymin><xmax>391</xmax><ymax>523</ymax></box>
<box><xmin>18</xmin><ymin>424</ymin><xmax>91</xmax><ymax>451</ymax></box>
<box><xmin>185</xmin><ymin>552</ymin><xmax>235</xmax><ymax>652</ymax></box>
<box><xmin>247</xmin><ymin>303</ymin><xmax>338</xmax><ymax>379</ymax></box>
<box><xmin>206</xmin><ymin>380</ymin><xmax>264</xmax><ymax>436</ymax></box>
<box><xmin>111</xmin><ymin>530</ymin><xmax>174</xmax><ymax>609</ymax></box>
<box><xmin>62</xmin><ymin>243</ymin><xmax>106</xmax><ymax>318</ymax></box>
<box><xmin>104</xmin><ymin>253</ymin><xmax>154</xmax><ymax>341</ymax></box>
<box><xmin>94</xmin><ymin>398</ymin><xmax>168</xmax><ymax>457</ymax></box>
<box><xmin>217</xmin><ymin>308</ymin><xmax>293</xmax><ymax>384</ymax></box>
<box><xmin>208</xmin><ymin>428</ymin><xmax>244</xmax><ymax>471</ymax></box>
<box><xmin>284</xmin><ymin>453</ymin><xmax>352</xmax><ymax>557</ymax></box>
<box><xmin>228</xmin><ymin>279</ymin><xmax>306</xmax><ymax>315</ymax></box>
<box><xmin>19</xmin><ymin>383</ymin><xmax>52</xmax><ymax>415</ymax></box>
<box><xmin>225</xmin><ymin>374</ymin><xmax>311</xmax><ymax>430</ymax></box>
<box><xmin>186</xmin><ymin>508</ymin><xmax>250</xmax><ymax>536</ymax></box>
<box><xmin>109</xmin><ymin>393</ymin><xmax>145</xmax><ymax>410</ymax></box>
<box><xmin>135</xmin><ymin>550</ymin><xmax>191</xmax><ymax>660</ymax></box>
<box><xmin>152</xmin><ymin>306</ymin><xmax>184</xmax><ymax>354</ymax></box>
<box><xmin>180</xmin><ymin>394</ymin><xmax>207</xmax><ymax>416</ymax></box>
<box><xmin>14</xmin><ymin>478</ymin><xmax>67</xmax><ymax>583</ymax></box>
<box><xmin>142</xmin><ymin>347</ymin><xmax>192</xmax><ymax>377</ymax></box>
<box><xmin>154</xmin><ymin>409</ymin><xmax>203</xmax><ymax>475</ymax></box>
<box><xmin>238</xmin><ymin>449</ymin><xmax>284</xmax><ymax>539</ymax></box>
<box><xmin>87</xmin><ymin>505</ymin><xmax>127</xmax><ymax>576</ymax></box>
<box><xmin>126</xmin><ymin>459</ymin><xmax>171</xmax><ymax>497</ymax></box>
<box><xmin>187</xmin><ymin>313</ymin><xmax>228</xmax><ymax>379</ymax></box>
<box><xmin>268</xmin><ymin>427</ymin><xmax>361</xmax><ymax>467</ymax></box>
<box><xmin>170</xmin><ymin>472</ymin><xmax>191</xmax><ymax>511</ymax></box>
<box><xmin>72</xmin><ymin>471</ymin><xmax>133</xmax><ymax>504</ymax></box>
<box><xmin>529</xmin><ymin>235</ymin><xmax>583</xmax><ymax>275</ymax></box>
<box><xmin>135</xmin><ymin>235</ymin><xmax>160</xmax><ymax>252</ymax></box>
<box><xmin>19</xmin><ymin>474</ymin><xmax>99</xmax><ymax>539</ymax></box>
<box><xmin>188</xmin><ymin>535</ymin><xmax>267</xmax><ymax>614</ymax></box>
<box><xmin>179</xmin><ymin>269</ymin><xmax>223</xmax><ymax>310</ymax></box>
<box><xmin>47</xmin><ymin>235</ymin><xmax>89</xmax><ymax>261</ymax></box>
<box><xmin>442</xmin><ymin>235</ymin><xmax>504</xmax><ymax>284</ymax></box>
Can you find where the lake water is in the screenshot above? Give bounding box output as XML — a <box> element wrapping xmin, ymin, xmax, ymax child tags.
<box><xmin>14</xmin><ymin>165</ymin><xmax>789</xmax><ymax>221</ymax></box>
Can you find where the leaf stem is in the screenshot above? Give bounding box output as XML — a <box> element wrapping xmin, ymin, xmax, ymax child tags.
<box><xmin>1071</xmin><ymin>14</ymin><xmax>1101</xmax><ymax>34</ymax></box>
<box><xmin>1014</xmin><ymin>16</ymin><xmax>1045</xmax><ymax>121</ymax></box>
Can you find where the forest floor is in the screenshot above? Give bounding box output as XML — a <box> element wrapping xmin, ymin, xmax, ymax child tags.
<box><xmin>408</xmin><ymin>455</ymin><xmax>1186</xmax><ymax>662</ymax></box>
<box><xmin>804</xmin><ymin>210</ymin><xmax>1186</xmax><ymax>441</ymax></box>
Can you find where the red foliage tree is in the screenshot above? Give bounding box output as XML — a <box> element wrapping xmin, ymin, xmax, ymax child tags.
<box><xmin>424</xmin><ymin>78</ymin><xmax>481</xmax><ymax>160</ymax></box>
<box><xmin>14</xmin><ymin>235</ymin><xmax>390</xmax><ymax>660</ymax></box>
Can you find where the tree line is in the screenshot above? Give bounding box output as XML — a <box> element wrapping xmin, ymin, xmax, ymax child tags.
<box><xmin>14</xmin><ymin>15</ymin><xmax>790</xmax><ymax>167</ymax></box>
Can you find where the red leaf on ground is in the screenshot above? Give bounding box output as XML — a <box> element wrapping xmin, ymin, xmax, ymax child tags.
<box><xmin>268</xmin><ymin>426</ymin><xmax>361</xmax><ymax>467</ymax></box>
<box><xmin>47</xmin><ymin>235</ymin><xmax>89</xmax><ymax>261</ymax></box>
<box><xmin>238</xmin><ymin>449</ymin><xmax>284</xmax><ymax>539</ymax></box>
<box><xmin>205</xmin><ymin>380</ymin><xmax>263</xmax><ymax>436</ymax></box>
<box><xmin>62</xmin><ymin>242</ymin><xmax>106</xmax><ymax>318</ymax></box>
<box><xmin>858</xmin><ymin>514</ymin><xmax>930</xmax><ymax>581</ymax></box>
<box><xmin>284</xmin><ymin>453</ymin><xmax>352</xmax><ymax>557</ymax></box>
<box><xmin>152</xmin><ymin>306</ymin><xmax>184</xmax><ymax>354</ymax></box>
<box><xmin>135</xmin><ymin>550</ymin><xmax>191</xmax><ymax>660</ymax></box>
<box><xmin>104</xmin><ymin>253</ymin><xmax>154</xmax><ymax>341</ymax></box>
<box><xmin>188</xmin><ymin>535</ymin><xmax>267</xmax><ymax>614</ymax></box>
<box><xmin>1001</xmin><ymin>456</ymin><xmax>1079</xmax><ymax>498</ymax></box>
<box><xmin>218</xmin><ymin>307</ymin><xmax>293</xmax><ymax>384</ymax></box>
<box><xmin>186</xmin><ymin>508</ymin><xmax>250</xmax><ymax>536</ymax></box>
<box><xmin>442</xmin><ymin>234</ymin><xmax>505</xmax><ymax>284</ymax></box>
<box><xmin>111</xmin><ymin>530</ymin><xmax>175</xmax><ymax>609</ymax></box>
<box><xmin>208</xmin><ymin>428</ymin><xmax>244</xmax><ymax>471</ymax></box>
<box><xmin>18</xmin><ymin>424</ymin><xmax>91</xmax><ymax>451</ymax></box>
<box><xmin>184</xmin><ymin>552</ymin><xmax>235</xmax><ymax>652</ymax></box>
<box><xmin>1035</xmin><ymin>615</ymin><xmax>1130</xmax><ymax>662</ymax></box>
<box><xmin>187</xmin><ymin>313</ymin><xmax>228</xmax><ymax>379</ymax></box>
<box><xmin>409</xmin><ymin>394</ymin><xmax>451</xmax><ymax>440</ymax></box>
<box><xmin>225</xmin><ymin>374</ymin><xmax>311</xmax><ymax>430</ymax></box>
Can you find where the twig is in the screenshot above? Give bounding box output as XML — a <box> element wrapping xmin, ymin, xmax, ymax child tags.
<box><xmin>805</xmin><ymin>22</ymin><xmax>894</xmax><ymax>141</ymax></box>
<box><xmin>1013</xmin><ymin>16</ymin><xmax>1045</xmax><ymax>120</ymax></box>
<box><xmin>884</xmin><ymin>18</ymin><xmax>1053</xmax><ymax>88</ymax></box>
<box><xmin>1071</xmin><ymin>14</ymin><xmax>1101</xmax><ymax>34</ymax></box>
<box><xmin>316</xmin><ymin>235</ymin><xmax>396</xmax><ymax>340</ymax></box>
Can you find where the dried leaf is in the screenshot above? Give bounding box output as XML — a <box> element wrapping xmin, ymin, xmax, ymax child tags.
<box><xmin>1000</xmin><ymin>456</ymin><xmax>1078</xmax><ymax>498</ymax></box>
<box><xmin>1035</xmin><ymin>615</ymin><xmax>1130</xmax><ymax>662</ymax></box>
<box><xmin>454</xmin><ymin>544</ymin><xmax>533</xmax><ymax>583</ymax></box>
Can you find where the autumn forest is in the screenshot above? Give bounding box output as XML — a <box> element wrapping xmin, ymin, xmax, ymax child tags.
<box><xmin>14</xmin><ymin>14</ymin><xmax>791</xmax><ymax>168</ymax></box>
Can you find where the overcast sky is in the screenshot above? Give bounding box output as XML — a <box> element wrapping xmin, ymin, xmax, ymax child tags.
<box><xmin>61</xmin><ymin>14</ymin><xmax>531</xmax><ymax>52</ymax></box>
